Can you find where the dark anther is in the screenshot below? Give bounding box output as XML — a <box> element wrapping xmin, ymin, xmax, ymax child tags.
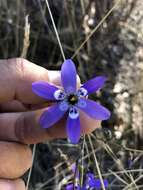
<box><xmin>67</xmin><ymin>94</ymin><xmax>78</xmax><ymax>105</ymax></box>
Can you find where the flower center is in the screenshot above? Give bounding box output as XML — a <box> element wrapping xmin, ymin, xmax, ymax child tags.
<box><xmin>67</xmin><ymin>94</ymin><xmax>78</xmax><ymax>105</ymax></box>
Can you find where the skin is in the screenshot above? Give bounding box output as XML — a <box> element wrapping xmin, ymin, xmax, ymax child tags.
<box><xmin>0</xmin><ymin>58</ymin><xmax>100</xmax><ymax>190</ymax></box>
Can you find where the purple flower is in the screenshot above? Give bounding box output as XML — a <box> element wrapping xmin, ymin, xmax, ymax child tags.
<box><xmin>86</xmin><ymin>172</ymin><xmax>108</xmax><ymax>189</ymax></box>
<box><xmin>65</xmin><ymin>172</ymin><xmax>108</xmax><ymax>190</ymax></box>
<box><xmin>86</xmin><ymin>172</ymin><xmax>96</xmax><ymax>187</ymax></box>
<box><xmin>32</xmin><ymin>59</ymin><xmax>110</xmax><ymax>144</ymax></box>
<box><xmin>65</xmin><ymin>184</ymin><xmax>81</xmax><ymax>190</ymax></box>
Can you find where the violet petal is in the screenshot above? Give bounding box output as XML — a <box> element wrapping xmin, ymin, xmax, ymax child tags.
<box><xmin>40</xmin><ymin>103</ymin><xmax>66</xmax><ymax>128</ymax></box>
<box><xmin>103</xmin><ymin>179</ymin><xmax>109</xmax><ymax>188</ymax></box>
<box><xmin>81</xmin><ymin>76</ymin><xmax>106</xmax><ymax>94</ymax></box>
<box><xmin>67</xmin><ymin>115</ymin><xmax>80</xmax><ymax>144</ymax></box>
<box><xmin>93</xmin><ymin>179</ymin><xmax>102</xmax><ymax>189</ymax></box>
<box><xmin>94</xmin><ymin>179</ymin><xmax>108</xmax><ymax>189</ymax></box>
<box><xmin>77</xmin><ymin>98</ymin><xmax>110</xmax><ymax>120</ymax></box>
<box><xmin>65</xmin><ymin>184</ymin><xmax>81</xmax><ymax>190</ymax></box>
<box><xmin>65</xmin><ymin>184</ymin><xmax>74</xmax><ymax>190</ymax></box>
<box><xmin>61</xmin><ymin>59</ymin><xmax>77</xmax><ymax>93</ymax></box>
<box><xmin>32</xmin><ymin>81</ymin><xmax>58</xmax><ymax>100</ymax></box>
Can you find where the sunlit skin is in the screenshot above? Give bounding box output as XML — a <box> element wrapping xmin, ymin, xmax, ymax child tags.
<box><xmin>0</xmin><ymin>58</ymin><xmax>101</xmax><ymax>190</ymax></box>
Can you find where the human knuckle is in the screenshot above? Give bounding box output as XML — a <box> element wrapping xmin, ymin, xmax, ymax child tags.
<box><xmin>15</xmin><ymin>114</ymin><xmax>29</xmax><ymax>143</ymax></box>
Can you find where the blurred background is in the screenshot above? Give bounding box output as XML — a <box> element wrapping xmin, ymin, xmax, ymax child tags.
<box><xmin>0</xmin><ymin>0</ymin><xmax>143</xmax><ymax>189</ymax></box>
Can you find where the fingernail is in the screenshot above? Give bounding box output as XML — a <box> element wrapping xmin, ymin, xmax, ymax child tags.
<box><xmin>0</xmin><ymin>180</ymin><xmax>15</xmax><ymax>190</ymax></box>
<box><xmin>0</xmin><ymin>179</ymin><xmax>25</xmax><ymax>190</ymax></box>
<box><xmin>48</xmin><ymin>70</ymin><xmax>61</xmax><ymax>85</ymax></box>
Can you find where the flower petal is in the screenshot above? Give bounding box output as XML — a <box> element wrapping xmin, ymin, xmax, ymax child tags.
<box><xmin>61</xmin><ymin>59</ymin><xmax>77</xmax><ymax>93</ymax></box>
<box><xmin>87</xmin><ymin>173</ymin><xmax>96</xmax><ymax>187</ymax></box>
<box><xmin>103</xmin><ymin>179</ymin><xmax>109</xmax><ymax>188</ymax></box>
<box><xmin>81</xmin><ymin>76</ymin><xmax>106</xmax><ymax>94</ymax></box>
<box><xmin>69</xmin><ymin>107</ymin><xmax>79</xmax><ymax>119</ymax></box>
<box><xmin>65</xmin><ymin>184</ymin><xmax>73</xmax><ymax>190</ymax></box>
<box><xmin>93</xmin><ymin>179</ymin><xmax>108</xmax><ymax>189</ymax></box>
<box><xmin>77</xmin><ymin>98</ymin><xmax>110</xmax><ymax>120</ymax></box>
<box><xmin>77</xmin><ymin>87</ymin><xmax>88</xmax><ymax>97</ymax></box>
<box><xmin>71</xmin><ymin>163</ymin><xmax>80</xmax><ymax>179</ymax></box>
<box><xmin>32</xmin><ymin>81</ymin><xmax>59</xmax><ymax>100</ymax></box>
<box><xmin>67</xmin><ymin>115</ymin><xmax>80</xmax><ymax>144</ymax></box>
<box><xmin>65</xmin><ymin>184</ymin><xmax>80</xmax><ymax>190</ymax></box>
<box><xmin>93</xmin><ymin>179</ymin><xmax>101</xmax><ymax>189</ymax></box>
<box><xmin>54</xmin><ymin>89</ymin><xmax>65</xmax><ymax>100</ymax></box>
<box><xmin>40</xmin><ymin>103</ymin><xmax>66</xmax><ymax>128</ymax></box>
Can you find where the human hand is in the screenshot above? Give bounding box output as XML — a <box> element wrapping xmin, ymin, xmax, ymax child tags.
<box><xmin>0</xmin><ymin>58</ymin><xmax>100</xmax><ymax>190</ymax></box>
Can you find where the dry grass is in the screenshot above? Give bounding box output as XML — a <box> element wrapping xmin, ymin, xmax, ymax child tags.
<box><xmin>1</xmin><ymin>0</ymin><xmax>143</xmax><ymax>189</ymax></box>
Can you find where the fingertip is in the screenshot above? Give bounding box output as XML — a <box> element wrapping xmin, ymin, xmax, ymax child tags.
<box><xmin>48</xmin><ymin>70</ymin><xmax>81</xmax><ymax>88</ymax></box>
<box><xmin>0</xmin><ymin>142</ymin><xmax>32</xmax><ymax>179</ymax></box>
<box><xmin>80</xmin><ymin>110</ymin><xmax>101</xmax><ymax>134</ymax></box>
<box><xmin>0</xmin><ymin>179</ymin><xmax>25</xmax><ymax>190</ymax></box>
<box><xmin>48</xmin><ymin>70</ymin><xmax>61</xmax><ymax>86</ymax></box>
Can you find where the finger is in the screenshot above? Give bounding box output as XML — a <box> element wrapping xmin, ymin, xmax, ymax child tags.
<box><xmin>0</xmin><ymin>142</ymin><xmax>32</xmax><ymax>179</ymax></box>
<box><xmin>0</xmin><ymin>100</ymin><xmax>28</xmax><ymax>112</ymax></box>
<box><xmin>0</xmin><ymin>111</ymin><xmax>66</xmax><ymax>144</ymax></box>
<box><xmin>0</xmin><ymin>58</ymin><xmax>61</xmax><ymax>104</ymax></box>
<box><xmin>0</xmin><ymin>109</ymin><xmax>100</xmax><ymax>144</ymax></box>
<box><xmin>80</xmin><ymin>110</ymin><xmax>101</xmax><ymax>134</ymax></box>
<box><xmin>0</xmin><ymin>179</ymin><xmax>25</xmax><ymax>190</ymax></box>
<box><xmin>0</xmin><ymin>100</ymin><xmax>52</xmax><ymax>112</ymax></box>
